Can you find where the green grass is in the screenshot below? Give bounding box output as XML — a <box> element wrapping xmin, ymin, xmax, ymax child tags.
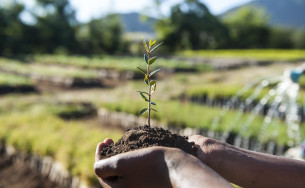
<box><xmin>0</xmin><ymin>58</ymin><xmax>99</xmax><ymax>79</ymax></box>
<box><xmin>99</xmin><ymin>98</ymin><xmax>304</xmax><ymax>146</ymax></box>
<box><xmin>179</xmin><ymin>49</ymin><xmax>305</xmax><ymax>61</ymax></box>
<box><xmin>0</xmin><ymin>72</ymin><xmax>33</xmax><ymax>86</ymax></box>
<box><xmin>185</xmin><ymin>82</ymin><xmax>276</xmax><ymax>104</ymax></box>
<box><xmin>30</xmin><ymin>54</ymin><xmax>213</xmax><ymax>72</ymax></box>
<box><xmin>0</xmin><ymin>96</ymin><xmax>123</xmax><ymax>186</ymax></box>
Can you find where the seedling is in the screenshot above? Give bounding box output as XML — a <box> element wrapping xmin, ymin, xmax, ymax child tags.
<box><xmin>137</xmin><ymin>38</ymin><xmax>163</xmax><ymax>126</ymax></box>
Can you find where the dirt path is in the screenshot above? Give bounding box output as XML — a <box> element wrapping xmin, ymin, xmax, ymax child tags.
<box><xmin>0</xmin><ymin>155</ymin><xmax>61</xmax><ymax>188</ymax></box>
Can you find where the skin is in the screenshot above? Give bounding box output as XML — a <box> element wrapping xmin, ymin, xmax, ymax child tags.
<box><xmin>95</xmin><ymin>135</ymin><xmax>305</xmax><ymax>188</ymax></box>
<box><xmin>189</xmin><ymin>135</ymin><xmax>305</xmax><ymax>188</ymax></box>
<box><xmin>94</xmin><ymin>138</ymin><xmax>233</xmax><ymax>188</ymax></box>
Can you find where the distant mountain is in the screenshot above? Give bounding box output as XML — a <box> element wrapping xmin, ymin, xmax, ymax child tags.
<box><xmin>118</xmin><ymin>13</ymin><xmax>157</xmax><ymax>33</ymax></box>
<box><xmin>223</xmin><ymin>0</ymin><xmax>305</xmax><ymax>28</ymax></box>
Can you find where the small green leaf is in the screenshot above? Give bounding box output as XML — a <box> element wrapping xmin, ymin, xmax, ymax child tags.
<box><xmin>144</xmin><ymin>54</ymin><xmax>148</xmax><ymax>64</ymax></box>
<box><xmin>149</xmin><ymin>38</ymin><xmax>152</xmax><ymax>47</ymax></box>
<box><xmin>148</xmin><ymin>56</ymin><xmax>157</xmax><ymax>65</ymax></box>
<box><xmin>144</xmin><ymin>75</ymin><xmax>149</xmax><ymax>85</ymax></box>
<box><xmin>139</xmin><ymin>108</ymin><xmax>148</xmax><ymax>115</ymax></box>
<box><xmin>151</xmin><ymin>40</ymin><xmax>156</xmax><ymax>46</ymax></box>
<box><xmin>143</xmin><ymin>38</ymin><xmax>149</xmax><ymax>52</ymax></box>
<box><xmin>149</xmin><ymin>69</ymin><xmax>161</xmax><ymax>77</ymax></box>
<box><xmin>150</xmin><ymin>101</ymin><xmax>156</xmax><ymax>105</ymax></box>
<box><xmin>140</xmin><ymin>92</ymin><xmax>148</xmax><ymax>101</ymax></box>
<box><xmin>151</xmin><ymin>82</ymin><xmax>156</xmax><ymax>94</ymax></box>
<box><xmin>151</xmin><ymin>108</ymin><xmax>158</xmax><ymax>112</ymax></box>
<box><xmin>137</xmin><ymin>91</ymin><xmax>149</xmax><ymax>95</ymax></box>
<box><xmin>137</xmin><ymin>67</ymin><xmax>146</xmax><ymax>75</ymax></box>
<box><xmin>150</xmin><ymin>42</ymin><xmax>163</xmax><ymax>53</ymax></box>
<box><xmin>149</xmin><ymin>80</ymin><xmax>156</xmax><ymax>86</ymax></box>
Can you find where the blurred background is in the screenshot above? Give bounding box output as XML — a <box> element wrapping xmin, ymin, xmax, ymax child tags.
<box><xmin>0</xmin><ymin>0</ymin><xmax>305</xmax><ymax>187</ymax></box>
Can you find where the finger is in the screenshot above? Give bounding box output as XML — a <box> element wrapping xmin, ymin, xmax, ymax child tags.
<box><xmin>94</xmin><ymin>158</ymin><xmax>119</xmax><ymax>179</ymax></box>
<box><xmin>188</xmin><ymin>135</ymin><xmax>203</xmax><ymax>143</ymax></box>
<box><xmin>95</xmin><ymin>142</ymin><xmax>108</xmax><ymax>162</ymax></box>
<box><xmin>103</xmin><ymin>138</ymin><xmax>114</xmax><ymax>145</ymax></box>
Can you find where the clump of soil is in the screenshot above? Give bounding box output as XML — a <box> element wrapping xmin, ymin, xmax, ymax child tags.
<box><xmin>100</xmin><ymin>125</ymin><xmax>197</xmax><ymax>159</ymax></box>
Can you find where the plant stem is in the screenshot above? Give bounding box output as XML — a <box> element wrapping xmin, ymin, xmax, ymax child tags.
<box><xmin>147</xmin><ymin>52</ymin><xmax>151</xmax><ymax>126</ymax></box>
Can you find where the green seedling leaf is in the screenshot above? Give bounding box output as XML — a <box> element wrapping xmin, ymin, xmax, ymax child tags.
<box><xmin>149</xmin><ymin>38</ymin><xmax>152</xmax><ymax>46</ymax></box>
<box><xmin>148</xmin><ymin>56</ymin><xmax>157</xmax><ymax>65</ymax></box>
<box><xmin>137</xmin><ymin>67</ymin><xmax>146</xmax><ymax>75</ymax></box>
<box><xmin>140</xmin><ymin>92</ymin><xmax>149</xmax><ymax>101</ymax></box>
<box><xmin>144</xmin><ymin>54</ymin><xmax>148</xmax><ymax>64</ymax></box>
<box><xmin>150</xmin><ymin>42</ymin><xmax>163</xmax><ymax>53</ymax></box>
<box><xmin>143</xmin><ymin>38</ymin><xmax>149</xmax><ymax>52</ymax></box>
<box><xmin>144</xmin><ymin>75</ymin><xmax>149</xmax><ymax>85</ymax></box>
<box><xmin>150</xmin><ymin>101</ymin><xmax>156</xmax><ymax>105</ymax></box>
<box><xmin>149</xmin><ymin>80</ymin><xmax>156</xmax><ymax>86</ymax></box>
<box><xmin>139</xmin><ymin>108</ymin><xmax>148</xmax><ymax>115</ymax></box>
<box><xmin>151</xmin><ymin>108</ymin><xmax>158</xmax><ymax>112</ymax></box>
<box><xmin>151</xmin><ymin>82</ymin><xmax>156</xmax><ymax>94</ymax></box>
<box><xmin>137</xmin><ymin>91</ymin><xmax>149</xmax><ymax>95</ymax></box>
<box><xmin>149</xmin><ymin>69</ymin><xmax>161</xmax><ymax>77</ymax></box>
<box><xmin>151</xmin><ymin>40</ymin><xmax>156</xmax><ymax>46</ymax></box>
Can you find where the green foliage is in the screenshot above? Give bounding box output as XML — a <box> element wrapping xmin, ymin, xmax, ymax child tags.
<box><xmin>0</xmin><ymin>58</ymin><xmax>99</xmax><ymax>79</ymax></box>
<box><xmin>268</xmin><ymin>27</ymin><xmax>305</xmax><ymax>49</ymax></box>
<box><xmin>0</xmin><ymin>99</ymin><xmax>123</xmax><ymax>186</ymax></box>
<box><xmin>139</xmin><ymin>108</ymin><xmax>148</xmax><ymax>115</ymax></box>
<box><xmin>101</xmin><ymin>98</ymin><xmax>304</xmax><ymax>146</ymax></box>
<box><xmin>291</xmin><ymin>29</ymin><xmax>305</xmax><ymax>49</ymax></box>
<box><xmin>223</xmin><ymin>6</ymin><xmax>270</xmax><ymax>48</ymax></box>
<box><xmin>137</xmin><ymin>39</ymin><xmax>162</xmax><ymax>126</ymax></box>
<box><xmin>29</xmin><ymin>55</ymin><xmax>212</xmax><ymax>72</ymax></box>
<box><xmin>0</xmin><ymin>2</ymin><xmax>29</xmax><ymax>55</ymax></box>
<box><xmin>179</xmin><ymin>49</ymin><xmax>305</xmax><ymax>61</ymax></box>
<box><xmin>2</xmin><ymin>0</ymin><xmax>305</xmax><ymax>55</ymax></box>
<box><xmin>0</xmin><ymin>1</ymin><xmax>124</xmax><ymax>55</ymax></box>
<box><xmin>76</xmin><ymin>14</ymin><xmax>124</xmax><ymax>54</ymax></box>
<box><xmin>31</xmin><ymin>0</ymin><xmax>77</xmax><ymax>53</ymax></box>
<box><xmin>268</xmin><ymin>27</ymin><xmax>295</xmax><ymax>49</ymax></box>
<box><xmin>0</xmin><ymin>72</ymin><xmax>33</xmax><ymax>86</ymax></box>
<box><xmin>155</xmin><ymin>0</ymin><xmax>229</xmax><ymax>51</ymax></box>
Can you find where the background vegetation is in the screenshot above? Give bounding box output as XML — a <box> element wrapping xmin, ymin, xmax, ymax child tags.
<box><xmin>1</xmin><ymin>0</ymin><xmax>305</xmax><ymax>56</ymax></box>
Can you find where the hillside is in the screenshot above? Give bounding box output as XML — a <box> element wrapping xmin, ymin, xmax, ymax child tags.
<box><xmin>119</xmin><ymin>13</ymin><xmax>157</xmax><ymax>33</ymax></box>
<box><xmin>223</xmin><ymin>0</ymin><xmax>305</xmax><ymax>28</ymax></box>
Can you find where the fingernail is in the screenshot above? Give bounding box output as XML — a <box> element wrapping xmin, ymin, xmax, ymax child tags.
<box><xmin>103</xmin><ymin>138</ymin><xmax>114</xmax><ymax>145</ymax></box>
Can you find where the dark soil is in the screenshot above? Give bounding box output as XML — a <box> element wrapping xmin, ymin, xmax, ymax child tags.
<box><xmin>100</xmin><ymin>125</ymin><xmax>197</xmax><ymax>159</ymax></box>
<box><xmin>0</xmin><ymin>85</ymin><xmax>37</xmax><ymax>95</ymax></box>
<box><xmin>56</xmin><ymin>102</ymin><xmax>97</xmax><ymax>120</ymax></box>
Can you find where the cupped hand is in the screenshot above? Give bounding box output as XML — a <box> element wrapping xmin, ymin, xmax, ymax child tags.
<box><xmin>94</xmin><ymin>138</ymin><xmax>174</xmax><ymax>188</ymax></box>
<box><xmin>188</xmin><ymin>135</ymin><xmax>225</xmax><ymax>166</ymax></box>
<box><xmin>94</xmin><ymin>137</ymin><xmax>232</xmax><ymax>188</ymax></box>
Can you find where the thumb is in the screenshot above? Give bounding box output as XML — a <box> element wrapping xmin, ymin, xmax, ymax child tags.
<box><xmin>94</xmin><ymin>157</ymin><xmax>120</xmax><ymax>179</ymax></box>
<box><xmin>95</xmin><ymin>142</ymin><xmax>107</xmax><ymax>162</ymax></box>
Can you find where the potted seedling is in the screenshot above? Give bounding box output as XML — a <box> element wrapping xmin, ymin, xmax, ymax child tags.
<box><xmin>100</xmin><ymin>39</ymin><xmax>197</xmax><ymax>159</ymax></box>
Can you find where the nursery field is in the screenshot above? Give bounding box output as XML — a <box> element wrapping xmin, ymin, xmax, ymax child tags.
<box><xmin>0</xmin><ymin>54</ymin><xmax>305</xmax><ymax>187</ymax></box>
<box><xmin>180</xmin><ymin>49</ymin><xmax>305</xmax><ymax>61</ymax></box>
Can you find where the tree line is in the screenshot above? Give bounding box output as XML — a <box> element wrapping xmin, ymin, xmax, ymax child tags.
<box><xmin>1</xmin><ymin>0</ymin><xmax>305</xmax><ymax>56</ymax></box>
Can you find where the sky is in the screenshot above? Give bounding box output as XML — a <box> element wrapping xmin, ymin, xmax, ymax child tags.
<box><xmin>70</xmin><ymin>0</ymin><xmax>254</xmax><ymax>22</ymax></box>
<box><xmin>15</xmin><ymin>0</ymin><xmax>254</xmax><ymax>23</ymax></box>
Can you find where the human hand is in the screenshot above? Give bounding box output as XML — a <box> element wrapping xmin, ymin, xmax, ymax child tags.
<box><xmin>188</xmin><ymin>135</ymin><xmax>227</xmax><ymax>166</ymax></box>
<box><xmin>94</xmin><ymin>138</ymin><xmax>232</xmax><ymax>188</ymax></box>
<box><xmin>94</xmin><ymin>138</ymin><xmax>174</xmax><ymax>188</ymax></box>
